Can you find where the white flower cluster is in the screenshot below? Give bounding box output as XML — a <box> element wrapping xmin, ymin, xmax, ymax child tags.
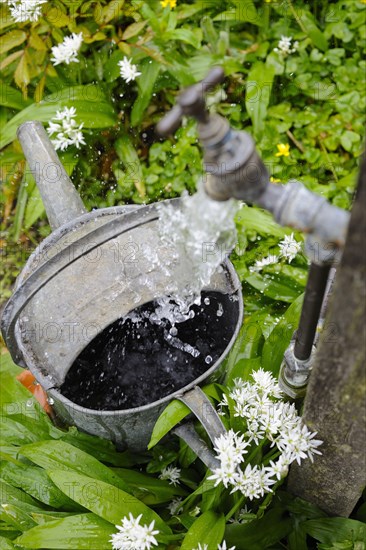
<box><xmin>110</xmin><ymin>513</ymin><xmax>159</xmax><ymax>550</ymax></box>
<box><xmin>47</xmin><ymin>107</ymin><xmax>86</xmax><ymax>151</ymax></box>
<box><xmin>159</xmin><ymin>465</ymin><xmax>181</xmax><ymax>486</ymax></box>
<box><xmin>6</xmin><ymin>0</ymin><xmax>46</xmax><ymax>23</ymax></box>
<box><xmin>209</xmin><ymin>369</ymin><xmax>322</xmax><ymax>499</ymax></box>
<box><xmin>274</xmin><ymin>35</ymin><xmax>299</xmax><ymax>56</ymax></box>
<box><xmin>51</xmin><ymin>33</ymin><xmax>83</xmax><ymax>66</ymax></box>
<box><xmin>118</xmin><ymin>56</ymin><xmax>141</xmax><ymax>83</ymax></box>
<box><xmin>250</xmin><ymin>233</ymin><xmax>302</xmax><ymax>272</ymax></box>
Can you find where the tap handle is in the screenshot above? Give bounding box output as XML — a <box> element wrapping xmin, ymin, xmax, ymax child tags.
<box><xmin>156</xmin><ymin>66</ymin><xmax>225</xmax><ymax>136</ymax></box>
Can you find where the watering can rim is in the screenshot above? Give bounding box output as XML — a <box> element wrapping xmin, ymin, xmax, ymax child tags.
<box><xmin>1</xmin><ymin>200</ymin><xmax>182</xmax><ymax>369</ymax></box>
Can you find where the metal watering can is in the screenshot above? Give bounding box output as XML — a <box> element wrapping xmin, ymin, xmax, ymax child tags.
<box><xmin>1</xmin><ymin>120</ymin><xmax>243</xmax><ymax>460</ymax></box>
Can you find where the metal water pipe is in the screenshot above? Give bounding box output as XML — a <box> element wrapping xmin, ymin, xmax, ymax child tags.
<box><xmin>157</xmin><ymin>67</ymin><xmax>350</xmax><ymax>398</ymax></box>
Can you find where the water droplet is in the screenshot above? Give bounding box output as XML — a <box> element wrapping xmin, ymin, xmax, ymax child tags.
<box><xmin>169</xmin><ymin>326</ymin><xmax>178</xmax><ymax>336</ymax></box>
<box><xmin>205</xmin><ymin>355</ymin><xmax>213</xmax><ymax>364</ymax></box>
<box><xmin>47</xmin><ymin>397</ymin><xmax>55</xmax><ymax>405</ymax></box>
<box><xmin>26</xmin><ymin>399</ymin><xmax>33</xmax><ymax>408</ymax></box>
<box><xmin>204</xmin><ymin>297</ymin><xmax>210</xmax><ymax>305</ymax></box>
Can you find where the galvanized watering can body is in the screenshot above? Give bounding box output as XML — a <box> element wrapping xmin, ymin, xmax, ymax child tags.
<box><xmin>1</xmin><ymin>122</ymin><xmax>243</xmax><ymax>452</ymax></box>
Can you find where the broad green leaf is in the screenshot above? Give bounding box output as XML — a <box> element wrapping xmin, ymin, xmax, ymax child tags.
<box><xmin>112</xmin><ymin>468</ymin><xmax>186</xmax><ymax>504</ymax></box>
<box><xmin>0</xmin><ymin>81</ymin><xmax>31</xmax><ymax>109</ymax></box>
<box><xmin>0</xmin><ymin>30</ymin><xmax>27</xmax><ymax>54</ymax></box>
<box><xmin>244</xmin><ymin>272</ymin><xmax>301</xmax><ymax>302</ymax></box>
<box><xmin>261</xmin><ymin>293</ymin><xmax>304</xmax><ymax>374</ymax></box>
<box><xmin>181</xmin><ymin>511</ymin><xmax>225</xmax><ymax>549</ymax></box>
<box><xmin>48</xmin><ymin>470</ymin><xmax>170</xmax><ymax>534</ymax></box>
<box><xmin>298</xmin><ymin>12</ymin><xmax>328</xmax><ymax>52</ymax></box>
<box><xmin>15</xmin><ymin>513</ymin><xmax>115</xmax><ymax>549</ymax></box>
<box><xmin>148</xmin><ymin>400</ymin><xmax>190</xmax><ymax>449</ymax></box>
<box><xmin>340</xmin><ymin>130</ymin><xmax>361</xmax><ymax>153</ymax></box>
<box><xmin>0</xmin><ymin>503</ymin><xmax>37</xmax><ymax>531</ymax></box>
<box><xmin>226</xmin><ymin>507</ymin><xmax>292</xmax><ymax>549</ymax></box>
<box><xmin>131</xmin><ymin>59</ymin><xmax>160</xmax><ymax>127</ymax></box>
<box><xmin>235</xmin><ymin>206</ymin><xmax>288</xmax><ymax>238</ymax></box>
<box><xmin>0</xmin><ymin>479</ymin><xmax>45</xmax><ymax>512</ymax></box>
<box><xmin>19</xmin><ymin>440</ymin><xmax>130</xmax><ymax>493</ymax></box>
<box><xmin>1</xmin><ymin>462</ymin><xmax>79</xmax><ymax>509</ymax></box>
<box><xmin>245</xmin><ymin>62</ymin><xmax>275</xmax><ymax>137</ymax></box>
<box><xmin>0</xmin><ymin>85</ymin><xmax>117</xmax><ymax>149</ymax></box>
<box><xmin>303</xmin><ymin>518</ymin><xmax>366</xmax><ymax>545</ymax></box>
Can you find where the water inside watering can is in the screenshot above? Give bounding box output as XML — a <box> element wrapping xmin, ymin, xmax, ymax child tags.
<box><xmin>61</xmin><ymin>290</ymin><xmax>238</xmax><ymax>410</ymax></box>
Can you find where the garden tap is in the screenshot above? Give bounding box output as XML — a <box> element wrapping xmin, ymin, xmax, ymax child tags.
<box><xmin>157</xmin><ymin>67</ymin><xmax>350</xmax><ymax>264</ymax></box>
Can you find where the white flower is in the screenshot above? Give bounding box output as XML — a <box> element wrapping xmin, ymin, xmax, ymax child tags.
<box><xmin>51</xmin><ymin>33</ymin><xmax>83</xmax><ymax>66</ymax></box>
<box><xmin>167</xmin><ymin>497</ymin><xmax>183</xmax><ymax>516</ymax></box>
<box><xmin>118</xmin><ymin>56</ymin><xmax>141</xmax><ymax>83</ymax></box>
<box><xmin>218</xmin><ymin>541</ymin><xmax>236</xmax><ymax>550</ymax></box>
<box><xmin>250</xmin><ymin>254</ymin><xmax>279</xmax><ymax>272</ymax></box>
<box><xmin>159</xmin><ymin>465</ymin><xmax>181</xmax><ymax>486</ymax></box>
<box><xmin>274</xmin><ymin>35</ymin><xmax>299</xmax><ymax>56</ymax></box>
<box><xmin>278</xmin><ymin>233</ymin><xmax>302</xmax><ymax>262</ymax></box>
<box><xmin>47</xmin><ymin>107</ymin><xmax>85</xmax><ymax>151</ymax></box>
<box><xmin>110</xmin><ymin>513</ymin><xmax>159</xmax><ymax>550</ymax></box>
<box><xmin>8</xmin><ymin>0</ymin><xmax>46</xmax><ymax>23</ymax></box>
<box><xmin>265</xmin><ymin>455</ymin><xmax>291</xmax><ymax>480</ymax></box>
<box><xmin>251</xmin><ymin>368</ymin><xmax>282</xmax><ymax>398</ymax></box>
<box><xmin>276</xmin><ymin>424</ymin><xmax>323</xmax><ymax>465</ymax></box>
<box><xmin>189</xmin><ymin>506</ymin><xmax>201</xmax><ymax>517</ymax></box>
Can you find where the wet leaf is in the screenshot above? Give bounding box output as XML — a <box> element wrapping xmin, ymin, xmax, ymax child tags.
<box><xmin>15</xmin><ymin>513</ymin><xmax>115</xmax><ymax>549</ymax></box>
<box><xmin>148</xmin><ymin>400</ymin><xmax>190</xmax><ymax>449</ymax></box>
<box><xmin>48</xmin><ymin>470</ymin><xmax>170</xmax><ymax>533</ymax></box>
<box><xmin>181</xmin><ymin>511</ymin><xmax>225</xmax><ymax>549</ymax></box>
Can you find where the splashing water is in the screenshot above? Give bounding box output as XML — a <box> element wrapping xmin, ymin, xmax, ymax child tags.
<box><xmin>156</xmin><ymin>180</ymin><xmax>239</xmax><ymax>322</ymax></box>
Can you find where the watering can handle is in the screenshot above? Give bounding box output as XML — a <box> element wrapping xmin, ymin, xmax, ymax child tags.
<box><xmin>17</xmin><ymin>121</ymin><xmax>87</xmax><ymax>230</ymax></box>
<box><xmin>173</xmin><ymin>386</ymin><xmax>226</xmax><ymax>470</ymax></box>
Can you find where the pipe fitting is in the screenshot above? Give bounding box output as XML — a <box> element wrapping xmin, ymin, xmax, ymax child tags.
<box><xmin>279</xmin><ymin>340</ymin><xmax>315</xmax><ymax>399</ymax></box>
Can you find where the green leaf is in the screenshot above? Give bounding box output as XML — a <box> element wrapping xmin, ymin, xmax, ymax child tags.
<box><xmin>0</xmin><ymin>30</ymin><xmax>27</xmax><ymax>54</ymax></box>
<box><xmin>0</xmin><ymin>85</ymin><xmax>117</xmax><ymax>148</ymax></box>
<box><xmin>261</xmin><ymin>293</ymin><xmax>304</xmax><ymax>374</ymax></box>
<box><xmin>1</xmin><ymin>462</ymin><xmax>78</xmax><ymax>509</ymax></box>
<box><xmin>214</xmin><ymin>0</ymin><xmax>259</xmax><ymax>25</ymax></box>
<box><xmin>244</xmin><ymin>272</ymin><xmax>302</xmax><ymax>302</ymax></box>
<box><xmin>181</xmin><ymin>511</ymin><xmax>225</xmax><ymax>549</ymax></box>
<box><xmin>226</xmin><ymin>506</ymin><xmax>292</xmax><ymax>549</ymax></box>
<box><xmin>0</xmin><ymin>536</ymin><xmax>16</xmax><ymax>549</ymax></box>
<box><xmin>303</xmin><ymin>518</ymin><xmax>366</xmax><ymax>545</ymax></box>
<box><xmin>245</xmin><ymin>62</ymin><xmax>275</xmax><ymax>138</ymax></box>
<box><xmin>48</xmin><ymin>470</ymin><xmax>170</xmax><ymax>534</ymax></box>
<box><xmin>15</xmin><ymin>513</ymin><xmax>115</xmax><ymax>549</ymax></box>
<box><xmin>112</xmin><ymin>468</ymin><xmax>186</xmax><ymax>505</ymax></box>
<box><xmin>298</xmin><ymin>12</ymin><xmax>328</xmax><ymax>52</ymax></box>
<box><xmin>19</xmin><ymin>440</ymin><xmax>131</xmax><ymax>493</ymax></box>
<box><xmin>148</xmin><ymin>400</ymin><xmax>190</xmax><ymax>449</ymax></box>
<box><xmin>0</xmin><ymin>478</ymin><xmax>44</xmax><ymax>512</ymax></box>
<box><xmin>0</xmin><ymin>81</ymin><xmax>31</xmax><ymax>109</ymax></box>
<box><xmin>163</xmin><ymin>28</ymin><xmax>202</xmax><ymax>48</ymax></box>
<box><xmin>340</xmin><ymin>130</ymin><xmax>361</xmax><ymax>153</ymax></box>
<box><xmin>0</xmin><ymin>503</ymin><xmax>37</xmax><ymax>532</ymax></box>
<box><xmin>235</xmin><ymin>205</ymin><xmax>287</xmax><ymax>237</ymax></box>
<box><xmin>115</xmin><ymin>133</ymin><xmax>145</xmax><ymax>196</ymax></box>
<box><xmin>131</xmin><ymin>59</ymin><xmax>160</xmax><ymax>127</ymax></box>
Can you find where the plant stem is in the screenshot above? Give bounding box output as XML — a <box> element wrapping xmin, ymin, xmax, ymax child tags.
<box><xmin>287</xmin><ymin>0</ymin><xmax>307</xmax><ymax>34</ymax></box>
<box><xmin>225</xmin><ymin>494</ymin><xmax>246</xmax><ymax>521</ymax></box>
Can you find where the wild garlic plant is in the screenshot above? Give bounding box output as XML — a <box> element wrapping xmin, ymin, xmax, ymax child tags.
<box><xmin>207</xmin><ymin>369</ymin><xmax>322</xmax><ymax>516</ymax></box>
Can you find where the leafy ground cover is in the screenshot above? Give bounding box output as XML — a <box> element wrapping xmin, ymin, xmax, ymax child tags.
<box><xmin>0</xmin><ymin>0</ymin><xmax>365</xmax><ymax>548</ymax></box>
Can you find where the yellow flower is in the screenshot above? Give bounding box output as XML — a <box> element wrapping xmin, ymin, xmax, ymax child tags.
<box><xmin>270</xmin><ymin>176</ymin><xmax>281</xmax><ymax>183</ymax></box>
<box><xmin>160</xmin><ymin>0</ymin><xmax>177</xmax><ymax>8</ymax></box>
<box><xmin>275</xmin><ymin>143</ymin><xmax>290</xmax><ymax>157</ymax></box>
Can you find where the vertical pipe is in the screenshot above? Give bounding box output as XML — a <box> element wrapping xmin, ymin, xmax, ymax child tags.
<box><xmin>294</xmin><ymin>263</ymin><xmax>331</xmax><ymax>360</ymax></box>
<box><xmin>17</xmin><ymin>121</ymin><xmax>87</xmax><ymax>230</ymax></box>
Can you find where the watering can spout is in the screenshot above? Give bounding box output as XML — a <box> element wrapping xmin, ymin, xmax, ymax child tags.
<box><xmin>17</xmin><ymin>121</ymin><xmax>87</xmax><ymax>230</ymax></box>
